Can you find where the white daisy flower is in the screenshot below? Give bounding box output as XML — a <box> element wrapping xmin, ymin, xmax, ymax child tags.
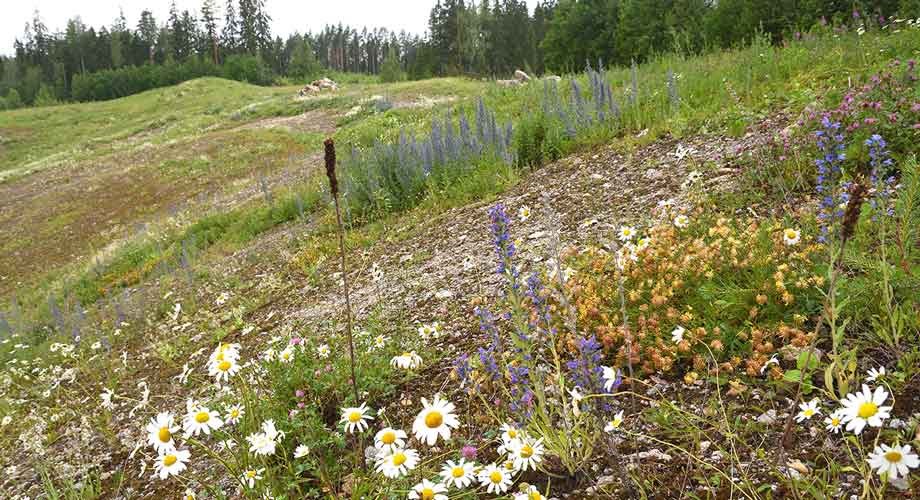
<box><xmin>260</xmin><ymin>419</ymin><xmax>284</xmax><ymax>442</ymax></box>
<box><xmin>371</xmin><ymin>334</ymin><xmax>387</xmax><ymax>350</ymax></box>
<box><xmin>246</xmin><ymin>432</ymin><xmax>276</xmax><ymax>456</ymax></box>
<box><xmin>316</xmin><ymin>344</ymin><xmax>331</xmax><ymax>358</ymax></box>
<box><xmin>839</xmin><ymin>384</ymin><xmax>892</xmax><ymax>434</ymax></box>
<box><xmin>208</xmin><ymin>356</ymin><xmax>241</xmax><ymax>382</ymax></box>
<box><xmin>618</xmin><ymin>226</ymin><xmax>637</xmax><ymax>241</ymax></box>
<box><xmin>671</xmin><ymin>326</ymin><xmax>685</xmax><ymax>343</ymax></box>
<box><xmin>182</xmin><ymin>406</ymin><xmax>223</xmax><ymax>437</ymax></box>
<box><xmin>500</xmin><ymin>423</ymin><xmax>525</xmax><ymax>445</ymax></box>
<box><xmin>783</xmin><ymin>228</ymin><xmax>801</xmax><ymax>246</ymax></box>
<box><xmin>417</xmin><ymin>322</ymin><xmax>442</xmax><ymax>339</ymax></box>
<box><xmin>278</xmin><ymin>347</ymin><xmax>295</xmax><ymax>363</ymax></box>
<box><xmin>210</xmin><ymin>343</ymin><xmax>241</xmax><ymax>364</ymax></box>
<box><xmin>408</xmin><ymin>479</ymin><xmax>448</xmax><ymax>500</ymax></box>
<box><xmin>602</xmin><ymin>366</ymin><xmax>620</xmax><ymax>392</ymax></box>
<box><xmin>867</xmin><ymin>443</ymin><xmax>919</xmax><ymax>479</ymax></box>
<box><xmin>674</xmin><ymin>215</ymin><xmax>690</xmax><ymax>228</ymax></box>
<box><xmin>374</xmin><ymin>427</ymin><xmax>408</xmax><ymax>452</ymax></box>
<box><xmin>866</xmin><ymin>366</ymin><xmax>886</xmax><ymax>382</ymax></box>
<box><xmin>795</xmin><ymin>398</ymin><xmax>821</xmax><ymax>422</ymax></box>
<box><xmin>604</xmin><ymin>410</ymin><xmax>624</xmax><ymax>432</ymax></box>
<box><xmin>514</xmin><ymin>485</ymin><xmax>547</xmax><ymax>500</ymax></box>
<box><xmin>824</xmin><ymin>410</ymin><xmax>844</xmax><ymax>433</ymax></box>
<box><xmin>509</xmin><ymin>437</ymin><xmax>545</xmax><ymax>471</ymax></box>
<box><xmin>340</xmin><ymin>403</ymin><xmax>374</xmax><ymax>434</ymax></box>
<box><xmin>146</xmin><ymin>412</ymin><xmax>179</xmax><ymax>453</ymax></box>
<box><xmin>374</xmin><ymin>447</ymin><xmax>419</xmax><ymax>478</ymax></box>
<box><xmin>440</xmin><ymin>458</ymin><xmax>476</xmax><ymax>489</ymax></box>
<box><xmin>294</xmin><ymin>444</ymin><xmax>310</xmax><ymax>458</ymax></box>
<box><xmin>153</xmin><ymin>449</ymin><xmax>190</xmax><ymax>480</ymax></box>
<box><xmin>412</xmin><ymin>395</ymin><xmax>460</xmax><ymax>446</ymax></box>
<box><xmin>518</xmin><ymin>206</ymin><xmax>531</xmax><ymax>222</ymax></box>
<box><xmin>478</xmin><ymin>463</ymin><xmax>512</xmax><ymax>494</ymax></box>
<box><xmin>241</xmin><ymin>468</ymin><xmax>264</xmax><ymax>488</ymax></box>
<box><xmin>636</xmin><ymin>237</ymin><xmax>651</xmax><ymax>251</ymax></box>
<box><xmin>390</xmin><ymin>351</ymin><xmax>423</xmax><ymax>370</ymax></box>
<box><xmin>225</xmin><ymin>403</ymin><xmax>244</xmax><ymax>425</ymax></box>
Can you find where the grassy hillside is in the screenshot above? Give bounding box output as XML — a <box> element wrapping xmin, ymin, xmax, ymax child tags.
<box><xmin>1</xmin><ymin>22</ymin><xmax>920</xmax><ymax>499</ymax></box>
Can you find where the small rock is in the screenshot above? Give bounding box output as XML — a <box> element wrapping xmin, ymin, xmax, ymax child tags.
<box><xmin>514</xmin><ymin>69</ymin><xmax>531</xmax><ymax>82</ymax></box>
<box><xmin>756</xmin><ymin>409</ymin><xmax>777</xmax><ymax>425</ymax></box>
<box><xmin>434</xmin><ymin>290</ymin><xmax>453</xmax><ymax>299</ymax></box>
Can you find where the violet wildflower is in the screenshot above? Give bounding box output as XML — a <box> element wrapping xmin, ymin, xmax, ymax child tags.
<box><xmin>453</xmin><ymin>353</ymin><xmax>471</xmax><ymax>387</ymax></box>
<box><xmin>488</xmin><ymin>204</ymin><xmax>520</xmax><ymax>289</ymax></box>
<box><xmin>565</xmin><ymin>335</ymin><xmax>610</xmax><ymax>412</ymax></box>
<box><xmin>866</xmin><ymin>134</ymin><xmax>896</xmax><ymax>219</ymax></box>
<box><xmin>814</xmin><ymin>116</ymin><xmax>847</xmax><ymax>242</ymax></box>
<box><xmin>475</xmin><ymin>307</ymin><xmax>502</xmax><ymax>382</ymax></box>
<box><xmin>461</xmin><ymin>445</ymin><xmax>478</xmax><ymax>460</ymax></box>
<box><xmin>525</xmin><ymin>273</ymin><xmax>555</xmax><ymax>340</ymax></box>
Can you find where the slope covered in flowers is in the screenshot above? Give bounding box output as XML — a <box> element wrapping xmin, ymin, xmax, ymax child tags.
<box><xmin>2</xmin><ymin>17</ymin><xmax>920</xmax><ymax>500</ymax></box>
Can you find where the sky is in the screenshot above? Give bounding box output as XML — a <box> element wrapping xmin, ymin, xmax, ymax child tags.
<box><xmin>2</xmin><ymin>0</ymin><xmax>539</xmax><ymax>56</ymax></box>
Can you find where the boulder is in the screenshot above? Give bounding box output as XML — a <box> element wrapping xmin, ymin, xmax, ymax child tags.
<box><xmin>297</xmin><ymin>77</ymin><xmax>339</xmax><ymax>96</ymax></box>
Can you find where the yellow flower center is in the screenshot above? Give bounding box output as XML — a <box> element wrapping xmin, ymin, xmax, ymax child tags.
<box><xmin>195</xmin><ymin>411</ymin><xmax>210</xmax><ymax>423</ymax></box>
<box><xmin>348</xmin><ymin>411</ymin><xmax>362</xmax><ymax>423</ymax></box>
<box><xmin>521</xmin><ymin>444</ymin><xmax>533</xmax><ymax>458</ymax></box>
<box><xmin>392</xmin><ymin>452</ymin><xmax>407</xmax><ymax>466</ymax></box>
<box><xmin>857</xmin><ymin>402</ymin><xmax>878</xmax><ymax>419</ymax></box>
<box><xmin>163</xmin><ymin>454</ymin><xmax>177</xmax><ymax>466</ymax></box>
<box><xmin>246</xmin><ymin>470</ymin><xmax>256</xmax><ymax>478</ymax></box>
<box><xmin>218</xmin><ymin>360</ymin><xmax>231</xmax><ymax>372</ymax></box>
<box><xmin>381</xmin><ymin>431</ymin><xmax>396</xmax><ymax>445</ymax></box>
<box><xmin>803</xmin><ymin>409</ymin><xmax>814</xmax><ymax>417</ymax></box>
<box><xmin>785</xmin><ymin>230</ymin><xmax>797</xmax><ymax>238</ymax></box>
<box><xmin>425</xmin><ymin>411</ymin><xmax>443</xmax><ymax>428</ymax></box>
<box><xmin>489</xmin><ymin>471</ymin><xmax>503</xmax><ymax>483</ymax></box>
<box><xmin>215</xmin><ymin>352</ymin><xmax>225</xmax><ymax>362</ymax></box>
<box><xmin>831</xmin><ymin>417</ymin><xmax>840</xmax><ymax>426</ymax></box>
<box><xmin>421</xmin><ymin>488</ymin><xmax>434</xmax><ymax>500</ymax></box>
<box><xmin>504</xmin><ymin>461</ymin><xmax>515</xmax><ymax>470</ymax></box>
<box><xmin>452</xmin><ymin>466</ymin><xmax>464</xmax><ymax>478</ymax></box>
<box><xmin>508</xmin><ymin>429</ymin><xmax>517</xmax><ymax>438</ymax></box>
<box><xmin>529</xmin><ymin>493</ymin><xmax>543</xmax><ymax>500</ymax></box>
<box><xmin>402</xmin><ymin>352</ymin><xmax>411</xmax><ymax>358</ymax></box>
<box><xmin>885</xmin><ymin>451</ymin><xmax>903</xmax><ymax>463</ymax></box>
<box><xmin>230</xmin><ymin>409</ymin><xmax>239</xmax><ymax>418</ymax></box>
<box><xmin>158</xmin><ymin>427</ymin><xmax>171</xmax><ymax>443</ymax></box>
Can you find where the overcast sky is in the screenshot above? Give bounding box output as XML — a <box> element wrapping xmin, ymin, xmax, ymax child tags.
<box><xmin>3</xmin><ymin>0</ymin><xmax>539</xmax><ymax>56</ymax></box>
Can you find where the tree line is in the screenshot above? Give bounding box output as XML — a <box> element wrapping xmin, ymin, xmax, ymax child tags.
<box><xmin>2</xmin><ymin>0</ymin><xmax>918</xmax><ymax>108</ymax></box>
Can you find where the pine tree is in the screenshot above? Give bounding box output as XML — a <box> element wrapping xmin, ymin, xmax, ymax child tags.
<box><xmin>201</xmin><ymin>0</ymin><xmax>220</xmax><ymax>63</ymax></box>
<box><xmin>137</xmin><ymin>10</ymin><xmax>158</xmax><ymax>64</ymax></box>
<box><xmin>221</xmin><ymin>0</ymin><xmax>240</xmax><ymax>54</ymax></box>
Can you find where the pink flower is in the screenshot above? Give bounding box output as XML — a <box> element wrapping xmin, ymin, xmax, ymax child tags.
<box><xmin>461</xmin><ymin>445</ymin><xmax>478</xmax><ymax>460</ymax></box>
<box><xmin>910</xmin><ymin>103</ymin><xmax>920</xmax><ymax>113</ymax></box>
<box><xmin>295</xmin><ymin>389</ymin><xmax>305</xmax><ymax>398</ymax></box>
<box><xmin>290</xmin><ymin>337</ymin><xmax>302</xmax><ymax>345</ymax></box>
